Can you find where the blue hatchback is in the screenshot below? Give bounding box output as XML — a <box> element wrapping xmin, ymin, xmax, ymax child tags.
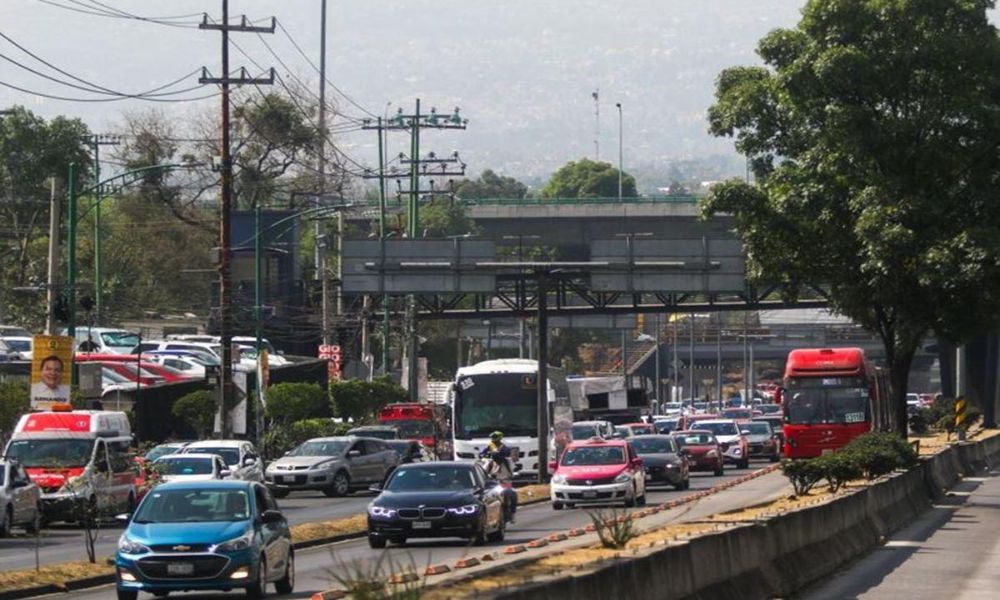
<box><xmin>115</xmin><ymin>480</ymin><xmax>293</xmax><ymax>600</ymax></box>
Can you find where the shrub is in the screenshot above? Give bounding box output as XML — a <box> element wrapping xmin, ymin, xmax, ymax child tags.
<box><xmin>0</xmin><ymin>380</ymin><xmax>30</xmax><ymax>447</ymax></box>
<box><xmin>264</xmin><ymin>382</ymin><xmax>330</xmax><ymax>425</ymax></box>
<box><xmin>781</xmin><ymin>459</ymin><xmax>824</xmax><ymax>496</ymax></box>
<box><xmin>587</xmin><ymin>508</ymin><xmax>638</xmax><ymax>549</ymax></box>
<box><xmin>263</xmin><ymin>418</ymin><xmax>351</xmax><ymax>459</ymax></box>
<box><xmin>840</xmin><ymin>432</ymin><xmax>915</xmax><ymax>479</ymax></box>
<box><xmin>171</xmin><ymin>390</ymin><xmax>217</xmax><ymax>438</ymax></box>
<box><xmin>812</xmin><ymin>452</ymin><xmax>862</xmax><ymax>492</ymax></box>
<box><xmin>908</xmin><ymin>408</ymin><xmax>931</xmax><ymax>434</ymax></box>
<box><xmin>331</xmin><ymin>376</ymin><xmax>407</xmax><ymax>423</ymax></box>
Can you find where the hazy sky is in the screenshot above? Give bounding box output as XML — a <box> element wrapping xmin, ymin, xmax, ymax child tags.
<box><xmin>2</xmin><ymin>1</ymin><xmax>994</xmax><ymax>180</ymax></box>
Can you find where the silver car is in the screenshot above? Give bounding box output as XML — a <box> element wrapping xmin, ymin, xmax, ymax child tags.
<box><xmin>0</xmin><ymin>460</ymin><xmax>41</xmax><ymax>536</ymax></box>
<box><xmin>265</xmin><ymin>436</ymin><xmax>399</xmax><ymax>498</ymax></box>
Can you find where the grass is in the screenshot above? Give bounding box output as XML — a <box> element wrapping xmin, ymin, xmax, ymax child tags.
<box><xmin>0</xmin><ymin>559</ymin><xmax>113</xmax><ymax>592</ymax></box>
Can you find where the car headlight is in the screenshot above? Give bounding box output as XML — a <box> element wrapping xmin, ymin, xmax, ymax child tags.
<box><xmin>118</xmin><ymin>535</ymin><xmax>151</xmax><ymax>555</ymax></box>
<box><xmin>551</xmin><ymin>473</ymin><xmax>567</xmax><ymax>484</ymax></box>
<box><xmin>732</xmin><ymin>448</ymin><xmax>743</xmax><ymax>456</ymax></box>
<box><xmin>706</xmin><ymin>450</ymin><xmax>719</xmax><ymax>458</ymax></box>
<box><xmin>447</xmin><ymin>504</ymin><xmax>479</xmax><ymax>516</ymax></box>
<box><xmin>614</xmin><ymin>472</ymin><xmax>632</xmax><ymax>484</ymax></box>
<box><xmin>368</xmin><ymin>506</ymin><xmax>397</xmax><ymax>518</ymax></box>
<box><xmin>211</xmin><ymin>532</ymin><xmax>253</xmax><ymax>553</ymax></box>
<box><xmin>666</xmin><ymin>462</ymin><xmax>679</xmax><ymax>469</ymax></box>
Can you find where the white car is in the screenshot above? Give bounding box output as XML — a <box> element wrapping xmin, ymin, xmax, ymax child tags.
<box><xmin>0</xmin><ymin>460</ymin><xmax>41</xmax><ymax>536</ymax></box>
<box><xmin>152</xmin><ymin>454</ymin><xmax>232</xmax><ymax>483</ymax></box>
<box><xmin>695</xmin><ymin>420</ymin><xmax>750</xmax><ymax>469</ymax></box>
<box><xmin>180</xmin><ymin>440</ymin><xmax>264</xmax><ymax>482</ymax></box>
<box><xmin>0</xmin><ymin>336</ymin><xmax>32</xmax><ymax>360</ymax></box>
<box><xmin>144</xmin><ymin>355</ymin><xmax>207</xmax><ymax>379</ymax></box>
<box><xmin>64</xmin><ymin>327</ymin><xmax>140</xmax><ymax>354</ymax></box>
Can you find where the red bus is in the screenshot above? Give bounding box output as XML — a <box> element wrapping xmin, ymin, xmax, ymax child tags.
<box><xmin>378</xmin><ymin>403</ymin><xmax>451</xmax><ymax>459</ymax></box>
<box><xmin>782</xmin><ymin>347</ymin><xmax>892</xmax><ymax>458</ymax></box>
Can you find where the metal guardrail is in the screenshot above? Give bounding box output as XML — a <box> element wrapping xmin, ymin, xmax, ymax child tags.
<box><xmin>352</xmin><ymin>195</ymin><xmax>702</xmax><ymax>207</ymax></box>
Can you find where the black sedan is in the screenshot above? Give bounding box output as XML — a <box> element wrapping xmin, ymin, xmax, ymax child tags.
<box><xmin>630</xmin><ymin>434</ymin><xmax>690</xmax><ymax>490</ymax></box>
<box><xmin>366</xmin><ymin>462</ymin><xmax>505</xmax><ymax>548</ymax></box>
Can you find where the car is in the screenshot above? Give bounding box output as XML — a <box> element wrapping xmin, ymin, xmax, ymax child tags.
<box><xmin>152</xmin><ymin>454</ymin><xmax>233</xmax><ymax>483</ymax></box>
<box><xmin>67</xmin><ymin>327</ymin><xmax>140</xmax><ymax>354</ymax></box>
<box><xmin>0</xmin><ymin>336</ymin><xmax>32</xmax><ymax>360</ymax></box>
<box><xmin>0</xmin><ymin>324</ymin><xmax>31</xmax><ymax>338</ymax></box>
<box><xmin>142</xmin><ymin>442</ymin><xmax>193</xmax><ymax>463</ymax></box>
<box><xmin>549</xmin><ymin>438</ymin><xmax>646</xmax><ymax>509</ymax></box>
<box><xmin>629</xmin><ymin>435</ymin><xmax>689</xmax><ymax>490</ymax></box>
<box><xmin>366</xmin><ymin>462</ymin><xmax>505</xmax><ymax>548</ymax></box>
<box><xmin>739</xmin><ymin>421</ymin><xmax>782</xmax><ymax>462</ymax></box>
<box><xmin>721</xmin><ymin>408</ymin><xmax>757</xmax><ymax>421</ymax></box>
<box><xmin>621</xmin><ymin>422</ymin><xmax>655</xmax><ymax>436</ymax></box>
<box><xmin>673</xmin><ymin>430</ymin><xmax>725</xmax><ymax>476</ymax></box>
<box><xmin>652</xmin><ymin>416</ymin><xmax>680</xmax><ymax>435</ymax></box>
<box><xmin>114</xmin><ymin>480</ymin><xmax>293</xmax><ymax>600</ymax></box>
<box><xmin>752</xmin><ymin>415</ymin><xmax>785</xmax><ymax>449</ymax></box>
<box><xmin>757</xmin><ymin>403</ymin><xmax>782</xmax><ymax>416</ymax></box>
<box><xmin>659</xmin><ymin>402</ymin><xmax>683</xmax><ymax>415</ymax></box>
<box><xmin>180</xmin><ymin>441</ymin><xmax>264</xmax><ymax>483</ymax></box>
<box><xmin>570</xmin><ymin>420</ymin><xmax>616</xmax><ymax>441</ymax></box>
<box><xmin>143</xmin><ymin>355</ymin><xmax>207</xmax><ymax>378</ymax></box>
<box><xmin>346</xmin><ymin>425</ymin><xmax>400</xmax><ymax>440</ymax></box>
<box><xmin>264</xmin><ymin>436</ymin><xmax>399</xmax><ymax>498</ymax></box>
<box><xmin>385</xmin><ymin>440</ymin><xmax>433</xmax><ymax>464</ymax></box>
<box><xmin>694</xmin><ymin>420</ymin><xmax>750</xmax><ymax>469</ymax></box>
<box><xmin>611</xmin><ymin>425</ymin><xmax>633</xmax><ymax>439</ymax></box>
<box><xmin>0</xmin><ymin>460</ymin><xmax>41</xmax><ymax>536</ymax></box>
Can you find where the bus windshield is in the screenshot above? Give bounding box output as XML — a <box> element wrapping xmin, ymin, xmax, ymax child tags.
<box><xmin>786</xmin><ymin>380</ymin><xmax>869</xmax><ymax>425</ymax></box>
<box><xmin>454</xmin><ymin>373</ymin><xmax>537</xmax><ymax>439</ymax></box>
<box><xmin>5</xmin><ymin>439</ymin><xmax>95</xmax><ymax>468</ymax></box>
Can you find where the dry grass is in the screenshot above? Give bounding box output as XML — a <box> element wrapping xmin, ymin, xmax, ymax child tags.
<box><xmin>0</xmin><ymin>560</ymin><xmax>113</xmax><ymax>592</ymax></box>
<box><xmin>290</xmin><ymin>513</ymin><xmax>368</xmax><ymax>543</ymax></box>
<box><xmin>516</xmin><ymin>484</ymin><xmax>550</xmax><ymax>505</ymax></box>
<box><xmin>913</xmin><ymin>425</ymin><xmax>997</xmax><ymax>456</ymax></box>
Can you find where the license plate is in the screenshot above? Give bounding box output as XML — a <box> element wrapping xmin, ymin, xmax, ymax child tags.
<box><xmin>582</xmin><ymin>491</ymin><xmax>597</xmax><ymax>498</ymax></box>
<box><xmin>167</xmin><ymin>563</ymin><xmax>194</xmax><ymax>575</ymax></box>
<box><xmin>412</xmin><ymin>521</ymin><xmax>432</xmax><ymax>529</ymax></box>
<box><xmin>279</xmin><ymin>475</ymin><xmax>292</xmax><ymax>483</ymax></box>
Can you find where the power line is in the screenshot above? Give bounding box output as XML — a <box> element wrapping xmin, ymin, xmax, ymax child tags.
<box><xmin>37</xmin><ymin>0</ymin><xmax>203</xmax><ymax>28</ymax></box>
<box><xmin>0</xmin><ymin>78</ymin><xmax>217</xmax><ymax>103</ymax></box>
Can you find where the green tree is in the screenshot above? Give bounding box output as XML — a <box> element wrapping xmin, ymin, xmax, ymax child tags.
<box><xmin>453</xmin><ymin>169</ymin><xmax>529</xmax><ymax>199</ymax></box>
<box><xmin>330</xmin><ymin>376</ymin><xmax>406</xmax><ymax>423</ymax></box>
<box><xmin>171</xmin><ymin>390</ymin><xmax>217</xmax><ymax>438</ymax></box>
<box><xmin>264</xmin><ymin>382</ymin><xmax>330</xmax><ymax>425</ymax></box>
<box><xmin>540</xmin><ymin>158</ymin><xmax>637</xmax><ymax>198</ymax></box>
<box><xmin>702</xmin><ymin>0</ymin><xmax>1000</xmax><ymax>436</ymax></box>
<box><xmin>415</xmin><ymin>200</ymin><xmax>479</xmax><ymax>237</ymax></box>
<box><xmin>0</xmin><ymin>381</ymin><xmax>29</xmax><ymax>447</ymax></box>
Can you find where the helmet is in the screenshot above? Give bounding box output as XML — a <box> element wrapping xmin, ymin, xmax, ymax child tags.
<box><xmin>490</xmin><ymin>430</ymin><xmax>504</xmax><ymax>441</ymax></box>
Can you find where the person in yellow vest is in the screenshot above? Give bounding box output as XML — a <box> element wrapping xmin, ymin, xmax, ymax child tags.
<box><xmin>479</xmin><ymin>431</ymin><xmax>517</xmax><ymax>522</ymax></box>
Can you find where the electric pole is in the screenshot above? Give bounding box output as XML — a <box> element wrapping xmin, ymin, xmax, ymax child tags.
<box><xmin>592</xmin><ymin>89</ymin><xmax>600</xmax><ymax>160</ymax></box>
<box><xmin>200</xmin><ymin>2</ymin><xmax>275</xmax><ymax>433</ymax></box>
<box><xmin>362</xmin><ymin>103</ymin><xmax>467</xmax><ymax>395</ymax></box>
<box><xmin>317</xmin><ymin>0</ymin><xmax>330</xmax><ymax>345</ymax></box>
<box><xmin>83</xmin><ymin>134</ymin><xmax>121</xmax><ymax>324</ymax></box>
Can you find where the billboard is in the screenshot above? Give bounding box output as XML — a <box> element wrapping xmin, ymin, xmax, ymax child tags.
<box><xmin>342</xmin><ymin>239</ymin><xmax>496</xmax><ymax>293</ymax></box>
<box><xmin>30</xmin><ymin>335</ymin><xmax>74</xmax><ymax>409</ymax></box>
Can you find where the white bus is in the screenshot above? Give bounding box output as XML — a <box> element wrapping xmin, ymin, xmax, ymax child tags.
<box><xmin>450</xmin><ymin>359</ymin><xmax>572</xmax><ymax>477</ymax></box>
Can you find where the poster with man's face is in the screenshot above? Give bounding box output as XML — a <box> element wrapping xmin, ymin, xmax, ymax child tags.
<box><xmin>30</xmin><ymin>335</ymin><xmax>74</xmax><ymax>409</ymax></box>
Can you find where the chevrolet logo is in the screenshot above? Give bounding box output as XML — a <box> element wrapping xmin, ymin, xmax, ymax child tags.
<box><xmin>172</xmin><ymin>545</ymin><xmax>192</xmax><ymax>552</ymax></box>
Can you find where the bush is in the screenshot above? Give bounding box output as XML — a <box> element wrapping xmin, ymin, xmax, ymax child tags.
<box><xmin>811</xmin><ymin>452</ymin><xmax>862</xmax><ymax>492</ymax></box>
<box><xmin>908</xmin><ymin>408</ymin><xmax>931</xmax><ymax>434</ymax></box>
<box><xmin>781</xmin><ymin>459</ymin><xmax>824</xmax><ymax>496</ymax></box>
<box><xmin>264</xmin><ymin>382</ymin><xmax>330</xmax><ymax>425</ymax></box>
<box><xmin>262</xmin><ymin>418</ymin><xmax>351</xmax><ymax>459</ymax></box>
<box><xmin>841</xmin><ymin>432</ymin><xmax>916</xmax><ymax>480</ymax></box>
<box><xmin>330</xmin><ymin>376</ymin><xmax>407</xmax><ymax>423</ymax></box>
<box><xmin>171</xmin><ymin>390</ymin><xmax>217</xmax><ymax>438</ymax></box>
<box><xmin>0</xmin><ymin>380</ymin><xmax>30</xmax><ymax>447</ymax></box>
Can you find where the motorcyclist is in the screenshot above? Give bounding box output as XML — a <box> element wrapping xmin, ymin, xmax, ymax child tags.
<box><xmin>479</xmin><ymin>430</ymin><xmax>517</xmax><ymax>523</ymax></box>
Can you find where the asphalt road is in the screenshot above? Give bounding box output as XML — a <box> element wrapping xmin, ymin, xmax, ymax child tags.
<box><xmin>802</xmin><ymin>468</ymin><xmax>1000</xmax><ymax>600</ymax></box>
<box><xmin>0</xmin><ymin>489</ymin><xmax>375</xmax><ymax>573</ymax></box>
<box><xmin>50</xmin><ymin>460</ymin><xmax>791</xmax><ymax>600</ymax></box>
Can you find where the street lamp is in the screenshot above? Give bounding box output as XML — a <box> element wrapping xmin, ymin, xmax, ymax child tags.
<box><xmin>616</xmin><ymin>102</ymin><xmax>623</xmax><ymax>201</ymax></box>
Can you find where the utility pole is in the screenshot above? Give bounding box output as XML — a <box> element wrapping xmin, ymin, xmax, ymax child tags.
<box><xmin>716</xmin><ymin>312</ymin><xmax>722</xmax><ymax>409</ymax></box>
<box><xmin>84</xmin><ymin>134</ymin><xmax>121</xmax><ymax>324</ymax></box>
<box><xmin>592</xmin><ymin>89</ymin><xmax>600</xmax><ymax>160</ymax></box>
<box><xmin>688</xmin><ymin>315</ymin><xmax>695</xmax><ymax>401</ymax></box>
<box><xmin>200</xmin><ymin>3</ymin><xmax>275</xmax><ymax>430</ymax></box>
<box><xmin>616</xmin><ymin>102</ymin><xmax>623</xmax><ymax>200</ymax></box>
<box><xmin>45</xmin><ymin>178</ymin><xmax>61</xmax><ymax>336</ymax></box>
<box><xmin>672</xmin><ymin>316</ymin><xmax>678</xmax><ymax>402</ymax></box>
<box><xmin>654</xmin><ymin>313</ymin><xmax>661</xmax><ymax>409</ymax></box>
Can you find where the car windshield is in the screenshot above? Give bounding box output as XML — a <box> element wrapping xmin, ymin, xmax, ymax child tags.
<box><xmin>156</xmin><ymin>457</ymin><xmax>214</xmax><ymax>475</ymax></box>
<box><xmin>349</xmin><ymin>429</ymin><xmax>396</xmax><ymax>440</ymax></box>
<box><xmin>723</xmin><ymin>409</ymin><xmax>753</xmax><ymax>419</ymax></box>
<box><xmin>676</xmin><ymin>433</ymin><xmax>715</xmax><ymax>446</ymax></box>
<box><xmin>133</xmin><ymin>488</ymin><xmax>250</xmax><ymax>523</ymax></box>
<box><xmin>288</xmin><ymin>441</ymin><xmax>347</xmax><ymax>457</ymax></box>
<box><xmin>5</xmin><ymin>439</ymin><xmax>94</xmax><ymax>467</ymax></box>
<box><xmin>692</xmin><ymin>402</ymin><xmax>708</xmax><ymax>411</ymax></box>
<box><xmin>571</xmin><ymin>424</ymin><xmax>600</xmax><ymax>440</ymax></box>
<box><xmin>630</xmin><ymin>437</ymin><xmax>676</xmax><ymax>454</ymax></box>
<box><xmin>385</xmin><ymin>466</ymin><xmax>476</xmax><ymax>491</ymax></box>
<box><xmin>786</xmin><ymin>384</ymin><xmax>869</xmax><ymax>425</ymax></box>
<box><xmin>560</xmin><ymin>446</ymin><xmax>625</xmax><ymax>466</ymax></box>
<box><xmin>699</xmin><ymin>422</ymin><xmax>739</xmax><ymax>436</ymax></box>
<box><xmin>453</xmin><ymin>373</ymin><xmax>538</xmax><ymax>439</ymax></box>
<box><xmin>102</xmin><ymin>332</ymin><xmax>140</xmax><ymax>349</ymax></box>
<box><xmin>184</xmin><ymin>447</ymin><xmax>240</xmax><ymax>465</ymax></box>
<box><xmin>145</xmin><ymin>445</ymin><xmax>184</xmax><ymax>462</ymax></box>
<box><xmin>743</xmin><ymin>423</ymin><xmax>772</xmax><ymax>436</ymax></box>
<box><xmin>4</xmin><ymin>339</ymin><xmax>30</xmax><ymax>351</ymax></box>
<box><xmin>389</xmin><ymin>420</ymin><xmax>435</xmax><ymax>438</ymax></box>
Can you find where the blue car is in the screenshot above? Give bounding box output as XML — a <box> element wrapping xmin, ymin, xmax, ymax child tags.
<box><xmin>115</xmin><ymin>480</ymin><xmax>293</xmax><ymax>600</ymax></box>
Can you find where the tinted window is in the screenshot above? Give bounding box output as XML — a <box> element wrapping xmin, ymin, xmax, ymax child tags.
<box><xmin>571</xmin><ymin>424</ymin><xmax>600</xmax><ymax>440</ymax></box>
<box><xmin>288</xmin><ymin>441</ymin><xmax>347</xmax><ymax>457</ymax></box>
<box><xmin>155</xmin><ymin>457</ymin><xmax>214</xmax><ymax>475</ymax></box>
<box><xmin>385</xmin><ymin>466</ymin><xmax>477</xmax><ymax>491</ymax></box>
<box><xmin>560</xmin><ymin>446</ymin><xmax>625</xmax><ymax>466</ymax></box>
<box><xmin>744</xmin><ymin>423</ymin><xmax>772</xmax><ymax>435</ymax></box>
<box><xmin>676</xmin><ymin>432</ymin><xmax>715</xmax><ymax>445</ymax></box>
<box><xmin>630</xmin><ymin>437</ymin><xmax>676</xmax><ymax>454</ymax></box>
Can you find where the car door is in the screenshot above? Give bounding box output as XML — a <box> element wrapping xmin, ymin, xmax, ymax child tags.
<box><xmin>346</xmin><ymin>441</ymin><xmax>374</xmax><ymax>482</ymax></box>
<box><xmin>8</xmin><ymin>465</ymin><xmax>29</xmax><ymax>524</ymax></box>
<box><xmin>367</xmin><ymin>440</ymin><xmax>396</xmax><ymax>481</ymax></box>
<box><xmin>107</xmin><ymin>440</ymin><xmax>134</xmax><ymax>507</ymax></box>
<box><xmin>473</xmin><ymin>465</ymin><xmax>502</xmax><ymax>528</ymax></box>
<box><xmin>254</xmin><ymin>485</ymin><xmax>289</xmax><ymax>579</ymax></box>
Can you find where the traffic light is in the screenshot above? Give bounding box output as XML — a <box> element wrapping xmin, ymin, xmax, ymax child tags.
<box><xmin>54</xmin><ymin>294</ymin><xmax>70</xmax><ymax>323</ymax></box>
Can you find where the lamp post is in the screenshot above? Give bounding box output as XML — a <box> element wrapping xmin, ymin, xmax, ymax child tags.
<box><xmin>616</xmin><ymin>102</ymin><xmax>623</xmax><ymax>201</ymax></box>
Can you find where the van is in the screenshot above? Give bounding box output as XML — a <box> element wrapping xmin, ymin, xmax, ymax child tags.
<box><xmin>4</xmin><ymin>406</ymin><xmax>137</xmax><ymax>521</ymax></box>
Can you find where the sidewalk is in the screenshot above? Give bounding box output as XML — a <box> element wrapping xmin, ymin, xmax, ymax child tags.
<box><xmin>803</xmin><ymin>467</ymin><xmax>1000</xmax><ymax>600</ymax></box>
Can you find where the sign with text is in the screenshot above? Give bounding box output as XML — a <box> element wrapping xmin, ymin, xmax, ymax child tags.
<box><xmin>30</xmin><ymin>335</ymin><xmax>74</xmax><ymax>409</ymax></box>
<box><xmin>319</xmin><ymin>344</ymin><xmax>342</xmax><ymax>382</ymax></box>
<box><xmin>590</xmin><ymin>238</ymin><xmax>746</xmax><ymax>293</ymax></box>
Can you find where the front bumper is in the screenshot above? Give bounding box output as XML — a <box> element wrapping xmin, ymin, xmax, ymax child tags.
<box><xmin>747</xmin><ymin>442</ymin><xmax>779</xmax><ymax>458</ymax></box>
<box><xmin>720</xmin><ymin>445</ymin><xmax>746</xmax><ymax>464</ymax></box>
<box><xmin>367</xmin><ymin>512</ymin><xmax>481</xmax><ymax>540</ymax></box>
<box><xmin>40</xmin><ymin>492</ymin><xmax>83</xmax><ymax>521</ymax></box>
<box><xmin>643</xmin><ymin>464</ymin><xmax>684</xmax><ymax>485</ymax></box>
<box><xmin>265</xmin><ymin>468</ymin><xmax>334</xmax><ymax>491</ymax></box>
<box><xmin>116</xmin><ymin>549</ymin><xmax>256</xmax><ymax>594</ymax></box>
<box><xmin>551</xmin><ymin>481</ymin><xmax>632</xmax><ymax>505</ymax></box>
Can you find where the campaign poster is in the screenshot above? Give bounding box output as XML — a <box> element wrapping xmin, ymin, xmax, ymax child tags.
<box><xmin>30</xmin><ymin>335</ymin><xmax>74</xmax><ymax>409</ymax></box>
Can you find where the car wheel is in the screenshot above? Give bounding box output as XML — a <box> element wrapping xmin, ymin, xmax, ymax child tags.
<box><xmin>0</xmin><ymin>507</ymin><xmax>11</xmax><ymax>538</ymax></box>
<box><xmin>324</xmin><ymin>472</ymin><xmax>351</xmax><ymax>497</ymax></box>
<box><xmin>552</xmin><ymin>502</ymin><xmax>564</xmax><ymax>510</ymax></box>
<box><xmin>274</xmin><ymin>550</ymin><xmax>294</xmax><ymax>594</ymax></box>
<box><xmin>471</xmin><ymin>515</ymin><xmax>488</xmax><ymax>546</ymax></box>
<box><xmin>673</xmin><ymin>479</ymin><xmax>686</xmax><ymax>491</ymax></box>
<box><xmin>271</xmin><ymin>488</ymin><xmax>289</xmax><ymax>499</ymax></box>
<box><xmin>116</xmin><ymin>589</ymin><xmax>138</xmax><ymax>600</ymax></box>
<box><xmin>245</xmin><ymin>556</ymin><xmax>267</xmax><ymax>599</ymax></box>
<box><xmin>368</xmin><ymin>534</ymin><xmax>387</xmax><ymax>549</ymax></box>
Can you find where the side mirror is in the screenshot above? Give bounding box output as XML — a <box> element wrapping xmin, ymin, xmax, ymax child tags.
<box><xmin>260</xmin><ymin>509</ymin><xmax>284</xmax><ymax>525</ymax></box>
<box><xmin>243</xmin><ymin>457</ymin><xmax>256</xmax><ymax>467</ymax></box>
<box><xmin>368</xmin><ymin>483</ymin><xmax>382</xmax><ymax>493</ymax></box>
<box><xmin>115</xmin><ymin>513</ymin><xmax>131</xmax><ymax>523</ymax></box>
<box><xmin>219</xmin><ymin>470</ymin><xmax>232</xmax><ymax>478</ymax></box>
<box><xmin>347</xmin><ymin>450</ymin><xmax>362</xmax><ymax>458</ymax></box>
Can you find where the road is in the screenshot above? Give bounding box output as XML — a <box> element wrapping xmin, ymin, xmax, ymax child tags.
<box><xmin>50</xmin><ymin>461</ymin><xmax>791</xmax><ymax>599</ymax></box>
<box><xmin>802</xmin><ymin>468</ymin><xmax>1000</xmax><ymax>600</ymax></box>
<box><xmin>0</xmin><ymin>490</ymin><xmax>374</xmax><ymax>572</ymax></box>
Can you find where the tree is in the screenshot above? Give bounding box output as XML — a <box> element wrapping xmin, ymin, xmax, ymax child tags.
<box><xmin>330</xmin><ymin>376</ymin><xmax>406</xmax><ymax>423</ymax></box>
<box><xmin>264</xmin><ymin>382</ymin><xmax>330</xmax><ymax>425</ymax></box>
<box><xmin>0</xmin><ymin>381</ymin><xmax>29</xmax><ymax>448</ymax></box>
<box><xmin>171</xmin><ymin>390</ymin><xmax>217</xmax><ymax>438</ymax></box>
<box><xmin>453</xmin><ymin>169</ymin><xmax>529</xmax><ymax>199</ymax></box>
<box><xmin>414</xmin><ymin>199</ymin><xmax>479</xmax><ymax>238</ymax></box>
<box><xmin>702</xmin><ymin>0</ymin><xmax>1000</xmax><ymax>436</ymax></box>
<box><xmin>540</xmin><ymin>158</ymin><xmax>636</xmax><ymax>198</ymax></box>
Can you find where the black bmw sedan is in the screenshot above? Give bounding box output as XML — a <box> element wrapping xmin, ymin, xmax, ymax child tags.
<box><xmin>366</xmin><ymin>462</ymin><xmax>505</xmax><ymax>548</ymax></box>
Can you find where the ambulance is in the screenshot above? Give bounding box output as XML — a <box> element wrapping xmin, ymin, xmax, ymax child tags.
<box><xmin>4</xmin><ymin>405</ymin><xmax>136</xmax><ymax>522</ymax></box>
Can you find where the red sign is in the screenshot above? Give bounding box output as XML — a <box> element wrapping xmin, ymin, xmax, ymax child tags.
<box><xmin>319</xmin><ymin>344</ymin><xmax>342</xmax><ymax>382</ymax></box>
<box><xmin>21</xmin><ymin>413</ymin><xmax>92</xmax><ymax>433</ymax></box>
